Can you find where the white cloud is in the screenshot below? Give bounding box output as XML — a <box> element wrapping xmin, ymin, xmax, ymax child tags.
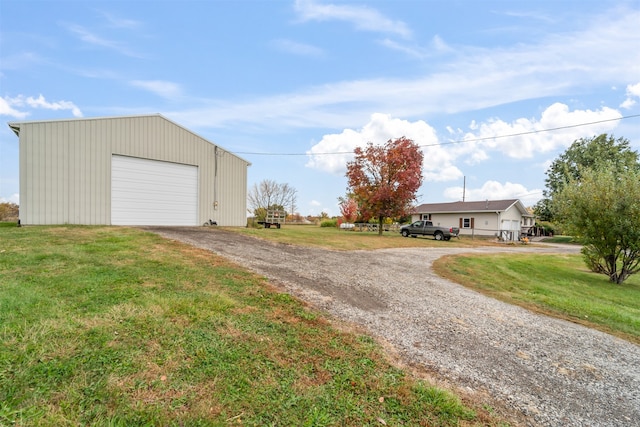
<box><xmin>627</xmin><ymin>82</ymin><xmax>640</xmax><ymax>97</ymax></box>
<box><xmin>621</xmin><ymin>82</ymin><xmax>640</xmax><ymax>109</ymax></box>
<box><xmin>1</xmin><ymin>94</ymin><xmax>83</xmax><ymax>118</ymax></box>
<box><xmin>294</xmin><ymin>0</ymin><xmax>412</xmax><ymax>39</ymax></box>
<box><xmin>378</xmin><ymin>39</ymin><xmax>426</xmax><ymax>59</ymax></box>
<box><xmin>130</xmin><ymin>80</ymin><xmax>183</xmax><ymax>99</ymax></box>
<box><xmin>304</xmin><ymin>102</ymin><xmax>620</xmax><ymax>183</ymax></box>
<box><xmin>443</xmin><ymin>181</ymin><xmax>542</xmax><ymax>206</ymax></box>
<box><xmin>306</xmin><ymin>113</ymin><xmax>463</xmax><ymax>183</ymax></box>
<box><xmin>0</xmin><ymin>193</ymin><xmax>20</xmax><ymax>204</ymax></box>
<box><xmin>431</xmin><ymin>35</ymin><xmax>453</xmax><ymax>53</ymax></box>
<box><xmin>64</xmin><ymin>24</ymin><xmax>142</xmax><ymax>58</ymax></box>
<box><xmin>0</xmin><ymin>97</ymin><xmax>29</xmax><ymax>119</ymax></box>
<box><xmin>99</xmin><ymin>11</ymin><xmax>142</xmax><ymax>29</ymax></box>
<box><xmin>271</xmin><ymin>39</ymin><xmax>324</xmax><ymax>57</ymax></box>
<box><xmin>304</xmin><ymin>103</ymin><xmax>620</xmax><ymax>199</ymax></box>
<box><xmin>458</xmin><ymin>103</ymin><xmax>622</xmax><ymax>160</ymax></box>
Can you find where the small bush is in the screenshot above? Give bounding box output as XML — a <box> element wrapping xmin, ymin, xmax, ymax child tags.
<box><xmin>0</xmin><ymin>202</ymin><xmax>19</xmax><ymax>221</ymax></box>
<box><xmin>537</xmin><ymin>220</ymin><xmax>559</xmax><ymax>236</ymax></box>
<box><xmin>320</xmin><ymin>219</ymin><xmax>337</xmax><ymax>228</ymax></box>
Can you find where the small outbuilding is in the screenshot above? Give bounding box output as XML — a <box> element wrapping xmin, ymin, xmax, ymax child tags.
<box><xmin>412</xmin><ymin>199</ymin><xmax>535</xmax><ymax>240</ymax></box>
<box><xmin>8</xmin><ymin>114</ymin><xmax>250</xmax><ymax>226</ymax></box>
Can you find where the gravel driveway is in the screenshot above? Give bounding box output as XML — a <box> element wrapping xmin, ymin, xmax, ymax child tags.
<box><xmin>143</xmin><ymin>227</ymin><xmax>640</xmax><ymax>427</ymax></box>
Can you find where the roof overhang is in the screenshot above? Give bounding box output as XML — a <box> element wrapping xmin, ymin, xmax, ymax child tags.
<box><xmin>8</xmin><ymin>122</ymin><xmax>20</xmax><ymax>137</ymax></box>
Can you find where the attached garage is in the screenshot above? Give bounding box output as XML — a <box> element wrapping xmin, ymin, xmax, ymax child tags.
<box><xmin>8</xmin><ymin>114</ymin><xmax>250</xmax><ymax>226</ymax></box>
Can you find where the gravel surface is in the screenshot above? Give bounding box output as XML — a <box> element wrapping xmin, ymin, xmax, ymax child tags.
<box><xmin>143</xmin><ymin>227</ymin><xmax>640</xmax><ymax>427</ymax></box>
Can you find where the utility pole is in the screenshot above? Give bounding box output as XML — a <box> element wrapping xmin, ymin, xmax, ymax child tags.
<box><xmin>462</xmin><ymin>176</ymin><xmax>466</xmax><ymax>202</ymax></box>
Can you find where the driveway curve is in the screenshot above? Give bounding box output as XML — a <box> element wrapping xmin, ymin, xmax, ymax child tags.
<box><xmin>142</xmin><ymin>227</ymin><xmax>640</xmax><ymax>427</ymax></box>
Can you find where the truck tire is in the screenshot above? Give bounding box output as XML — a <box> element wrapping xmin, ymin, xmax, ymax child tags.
<box><xmin>401</xmin><ymin>229</ymin><xmax>410</xmax><ymax>237</ymax></box>
<box><xmin>434</xmin><ymin>231</ymin><xmax>444</xmax><ymax>241</ymax></box>
<box><xmin>276</xmin><ymin>223</ymin><xmax>281</xmax><ymax>229</ymax></box>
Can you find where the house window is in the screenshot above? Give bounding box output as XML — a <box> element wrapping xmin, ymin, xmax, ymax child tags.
<box><xmin>459</xmin><ymin>217</ymin><xmax>475</xmax><ymax>229</ymax></box>
<box><xmin>422</xmin><ymin>213</ymin><xmax>432</xmax><ymax>220</ymax></box>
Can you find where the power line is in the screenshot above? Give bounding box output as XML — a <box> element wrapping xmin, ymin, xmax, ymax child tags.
<box><xmin>231</xmin><ymin>113</ymin><xmax>640</xmax><ymax>156</ymax></box>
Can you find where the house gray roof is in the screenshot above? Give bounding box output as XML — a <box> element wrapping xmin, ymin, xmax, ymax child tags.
<box><xmin>414</xmin><ymin>199</ymin><xmax>533</xmax><ymax>216</ymax></box>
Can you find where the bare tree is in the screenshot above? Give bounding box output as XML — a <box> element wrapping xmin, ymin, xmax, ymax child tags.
<box><xmin>248</xmin><ymin>179</ymin><xmax>297</xmax><ymax>220</ymax></box>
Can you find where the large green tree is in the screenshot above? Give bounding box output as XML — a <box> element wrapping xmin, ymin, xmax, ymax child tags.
<box><xmin>345</xmin><ymin>137</ymin><xmax>423</xmax><ymax>235</ymax></box>
<box><xmin>544</xmin><ymin>134</ymin><xmax>639</xmax><ymax>201</ymax></box>
<box><xmin>554</xmin><ymin>166</ymin><xmax>640</xmax><ymax>284</ymax></box>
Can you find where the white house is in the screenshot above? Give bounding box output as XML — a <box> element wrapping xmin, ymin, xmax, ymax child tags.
<box><xmin>412</xmin><ymin>199</ymin><xmax>535</xmax><ymax>240</ymax></box>
<box><xmin>9</xmin><ymin>114</ymin><xmax>250</xmax><ymax>226</ymax></box>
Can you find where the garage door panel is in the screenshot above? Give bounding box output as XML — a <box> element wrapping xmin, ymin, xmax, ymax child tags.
<box><xmin>111</xmin><ymin>155</ymin><xmax>198</xmax><ymax>225</ymax></box>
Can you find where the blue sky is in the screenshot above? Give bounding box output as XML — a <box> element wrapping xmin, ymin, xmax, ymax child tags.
<box><xmin>1</xmin><ymin>0</ymin><xmax>639</xmax><ymax>217</ymax></box>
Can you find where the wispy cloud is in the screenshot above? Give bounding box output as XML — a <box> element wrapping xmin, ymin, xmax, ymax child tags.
<box><xmin>64</xmin><ymin>24</ymin><xmax>143</xmax><ymax>58</ymax></box>
<box><xmin>130</xmin><ymin>80</ymin><xmax>183</xmax><ymax>99</ymax></box>
<box><xmin>379</xmin><ymin>35</ymin><xmax>453</xmax><ymax>59</ymax></box>
<box><xmin>98</xmin><ymin>11</ymin><xmax>143</xmax><ymax>29</ymax></box>
<box><xmin>294</xmin><ymin>0</ymin><xmax>412</xmax><ymax>39</ymax></box>
<box><xmin>271</xmin><ymin>39</ymin><xmax>325</xmax><ymax>57</ymax></box>
<box><xmin>171</xmin><ymin>8</ymin><xmax>639</xmax><ymax>132</ymax></box>
<box><xmin>0</xmin><ymin>94</ymin><xmax>83</xmax><ymax>118</ymax></box>
<box><xmin>0</xmin><ymin>52</ymin><xmax>44</xmax><ymax>70</ymax></box>
<box><xmin>497</xmin><ymin>10</ymin><xmax>555</xmax><ymax>23</ymax></box>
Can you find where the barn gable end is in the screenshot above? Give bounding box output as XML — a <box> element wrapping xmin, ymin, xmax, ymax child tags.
<box><xmin>9</xmin><ymin>114</ymin><xmax>250</xmax><ymax>226</ymax></box>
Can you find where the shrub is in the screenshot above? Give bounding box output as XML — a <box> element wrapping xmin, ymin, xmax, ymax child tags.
<box><xmin>0</xmin><ymin>203</ymin><xmax>19</xmax><ymax>221</ymax></box>
<box><xmin>320</xmin><ymin>219</ymin><xmax>337</xmax><ymax>228</ymax></box>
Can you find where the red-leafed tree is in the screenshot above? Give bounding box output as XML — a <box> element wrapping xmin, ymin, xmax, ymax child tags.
<box><xmin>346</xmin><ymin>137</ymin><xmax>423</xmax><ymax>235</ymax></box>
<box><xmin>338</xmin><ymin>197</ymin><xmax>358</xmax><ymax>223</ymax></box>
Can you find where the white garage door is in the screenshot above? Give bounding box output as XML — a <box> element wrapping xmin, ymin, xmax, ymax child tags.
<box><xmin>111</xmin><ymin>155</ymin><xmax>198</xmax><ymax>225</ymax></box>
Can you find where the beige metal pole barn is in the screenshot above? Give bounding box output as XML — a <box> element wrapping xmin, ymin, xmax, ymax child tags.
<box><xmin>8</xmin><ymin>114</ymin><xmax>250</xmax><ymax>226</ymax></box>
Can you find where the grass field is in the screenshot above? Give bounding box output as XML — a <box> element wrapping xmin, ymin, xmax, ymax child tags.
<box><xmin>226</xmin><ymin>224</ymin><xmax>499</xmax><ymax>250</ymax></box>
<box><xmin>433</xmin><ymin>253</ymin><xmax>640</xmax><ymax>344</ymax></box>
<box><xmin>0</xmin><ymin>225</ymin><xmax>506</xmax><ymax>426</ymax></box>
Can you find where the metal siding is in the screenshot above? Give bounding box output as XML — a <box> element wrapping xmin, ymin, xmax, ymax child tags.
<box><xmin>15</xmin><ymin>115</ymin><xmax>248</xmax><ymax>225</ymax></box>
<box><xmin>217</xmin><ymin>152</ymin><xmax>248</xmax><ymax>226</ymax></box>
<box><xmin>18</xmin><ymin>125</ymin><xmax>29</xmax><ymax>223</ymax></box>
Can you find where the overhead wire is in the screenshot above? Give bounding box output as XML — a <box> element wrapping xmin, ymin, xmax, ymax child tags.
<box><xmin>230</xmin><ymin>113</ymin><xmax>640</xmax><ymax>156</ymax></box>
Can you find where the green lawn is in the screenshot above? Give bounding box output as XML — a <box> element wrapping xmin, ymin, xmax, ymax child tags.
<box><xmin>226</xmin><ymin>224</ymin><xmax>499</xmax><ymax>250</ymax></box>
<box><xmin>0</xmin><ymin>225</ymin><xmax>504</xmax><ymax>426</ymax></box>
<box><xmin>433</xmin><ymin>253</ymin><xmax>640</xmax><ymax>344</ymax></box>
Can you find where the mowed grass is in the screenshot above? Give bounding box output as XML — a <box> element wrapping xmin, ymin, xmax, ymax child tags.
<box><xmin>226</xmin><ymin>224</ymin><xmax>499</xmax><ymax>250</ymax></box>
<box><xmin>433</xmin><ymin>253</ymin><xmax>640</xmax><ymax>344</ymax></box>
<box><xmin>0</xmin><ymin>225</ymin><xmax>506</xmax><ymax>426</ymax></box>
